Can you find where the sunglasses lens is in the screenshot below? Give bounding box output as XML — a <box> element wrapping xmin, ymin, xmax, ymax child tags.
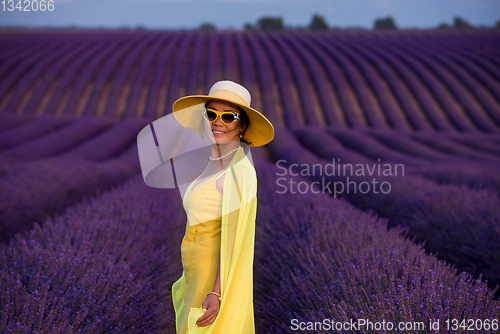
<box><xmin>222</xmin><ymin>113</ymin><xmax>235</xmax><ymax>124</ymax></box>
<box><xmin>206</xmin><ymin>110</ymin><xmax>217</xmax><ymax>122</ymax></box>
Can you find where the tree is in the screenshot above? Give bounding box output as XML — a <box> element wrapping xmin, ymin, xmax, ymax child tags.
<box><xmin>243</xmin><ymin>23</ymin><xmax>256</xmax><ymax>31</ymax></box>
<box><xmin>199</xmin><ymin>22</ymin><xmax>216</xmax><ymax>32</ymax></box>
<box><xmin>437</xmin><ymin>22</ymin><xmax>451</xmax><ymax>29</ymax></box>
<box><xmin>256</xmin><ymin>16</ymin><xmax>284</xmax><ymax>31</ymax></box>
<box><xmin>496</xmin><ymin>20</ymin><xmax>500</xmax><ymax>28</ymax></box>
<box><xmin>453</xmin><ymin>16</ymin><xmax>473</xmax><ymax>29</ymax></box>
<box><xmin>373</xmin><ymin>16</ymin><xmax>397</xmax><ymax>29</ymax></box>
<box><xmin>309</xmin><ymin>14</ymin><xmax>329</xmax><ymax>30</ymax></box>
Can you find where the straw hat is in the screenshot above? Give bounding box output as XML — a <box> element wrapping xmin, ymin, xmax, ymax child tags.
<box><xmin>172</xmin><ymin>80</ymin><xmax>275</xmax><ymax>147</ymax></box>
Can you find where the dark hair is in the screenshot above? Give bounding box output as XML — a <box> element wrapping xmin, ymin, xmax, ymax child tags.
<box><xmin>237</xmin><ymin>106</ymin><xmax>252</xmax><ymax>146</ymax></box>
<box><xmin>203</xmin><ymin>100</ymin><xmax>252</xmax><ymax>146</ymax></box>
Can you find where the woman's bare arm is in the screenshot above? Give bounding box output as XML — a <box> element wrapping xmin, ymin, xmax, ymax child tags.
<box><xmin>212</xmin><ymin>252</ymin><xmax>221</xmax><ymax>294</ymax></box>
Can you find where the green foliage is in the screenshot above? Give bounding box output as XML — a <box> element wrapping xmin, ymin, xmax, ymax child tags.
<box><xmin>198</xmin><ymin>22</ymin><xmax>216</xmax><ymax>32</ymax></box>
<box><xmin>437</xmin><ymin>22</ymin><xmax>450</xmax><ymax>29</ymax></box>
<box><xmin>309</xmin><ymin>14</ymin><xmax>329</xmax><ymax>30</ymax></box>
<box><xmin>257</xmin><ymin>16</ymin><xmax>284</xmax><ymax>31</ymax></box>
<box><xmin>243</xmin><ymin>22</ymin><xmax>256</xmax><ymax>31</ymax></box>
<box><xmin>495</xmin><ymin>20</ymin><xmax>500</xmax><ymax>28</ymax></box>
<box><xmin>373</xmin><ymin>16</ymin><xmax>397</xmax><ymax>30</ymax></box>
<box><xmin>453</xmin><ymin>16</ymin><xmax>474</xmax><ymax>29</ymax></box>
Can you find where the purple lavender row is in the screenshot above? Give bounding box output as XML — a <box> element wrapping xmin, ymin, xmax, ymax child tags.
<box><xmin>267</xmin><ymin>126</ymin><xmax>500</xmax><ymax>295</ymax></box>
<box><xmin>22</xmin><ymin>41</ymin><xmax>95</xmax><ymax>115</ymax></box>
<box><xmin>0</xmin><ymin>116</ymin><xmax>117</xmax><ymax>161</ymax></box>
<box><xmin>309</xmin><ymin>32</ymin><xmax>388</xmax><ymax>129</ymax></box>
<box><xmin>449</xmin><ymin>32</ymin><xmax>500</xmax><ymax>67</ymax></box>
<box><xmin>327</xmin><ymin>128</ymin><xmax>433</xmax><ymax>167</ymax></box>
<box><xmin>254</xmin><ymin>159</ymin><xmax>500</xmax><ymax>332</ymax></box>
<box><xmin>358</xmin><ymin>31</ymin><xmax>474</xmax><ymax>130</ymax></box>
<box><xmin>0</xmin><ymin>113</ymin><xmax>35</xmax><ymax>132</ymax></box>
<box><xmin>292</xmin><ymin>32</ymin><xmax>365</xmax><ymax>128</ymax></box>
<box><xmin>282</xmin><ymin>32</ymin><xmax>344</xmax><ymax>127</ymax></box>
<box><xmin>444</xmin><ymin>132</ymin><xmax>500</xmax><ymax>156</ymax></box>
<box><xmin>0</xmin><ymin>42</ymin><xmax>58</xmax><ymax>104</ymax></box>
<box><xmin>379</xmin><ymin>39</ymin><xmax>479</xmax><ymax>131</ymax></box>
<box><xmin>2</xmin><ymin>42</ymin><xmax>80</xmax><ymax>114</ymax></box>
<box><xmin>1</xmin><ymin>156</ymin><xmax>498</xmax><ymax>332</ymax></box>
<box><xmin>0</xmin><ymin>156</ymin><xmax>139</xmax><ymax>244</ymax></box>
<box><xmin>121</xmin><ymin>32</ymin><xmax>171</xmax><ymax>118</ymax></box>
<box><xmin>0</xmin><ymin>115</ymin><xmax>75</xmax><ymax>153</ymax></box>
<box><xmin>269</xmin><ymin>32</ymin><xmax>322</xmax><ymax>126</ymax></box>
<box><xmin>361</xmin><ymin>128</ymin><xmax>464</xmax><ymax>162</ymax></box>
<box><xmin>0</xmin><ymin>40</ymin><xmax>28</xmax><ymax>63</ymax></box>
<box><xmin>204</xmin><ymin>32</ymin><xmax>219</xmax><ymax>92</ymax></box>
<box><xmin>292</xmin><ymin>126</ymin><xmax>373</xmax><ymax>164</ymax></box>
<box><xmin>408</xmin><ymin>131</ymin><xmax>500</xmax><ymax>164</ymax></box>
<box><xmin>325</xmin><ymin>33</ymin><xmax>413</xmax><ymax>130</ymax></box>
<box><xmin>407</xmin><ymin>163</ymin><xmax>500</xmax><ymax>195</ymax></box>
<box><xmin>58</xmin><ymin>118</ymin><xmax>149</xmax><ymax>162</ymax></box>
<box><xmin>351</xmin><ymin>30</ymin><xmax>473</xmax><ymax>131</ymax></box>
<box><xmin>257</xmin><ymin>32</ymin><xmax>302</xmax><ymax>127</ymax></box>
<box><xmin>223</xmin><ymin>31</ymin><xmax>237</xmax><ymax>81</ymax></box>
<box><xmin>244</xmin><ymin>32</ymin><xmax>281</xmax><ymax>126</ymax></box>
<box><xmin>428</xmin><ymin>35</ymin><xmax>500</xmax><ymax>107</ymax></box>
<box><xmin>234</xmin><ymin>31</ymin><xmax>259</xmax><ymax>112</ymax></box>
<box><xmin>0</xmin><ymin>40</ymin><xmax>41</xmax><ymax>77</ymax></box>
<box><xmin>357</xmin><ymin>37</ymin><xmax>456</xmax><ymax>131</ymax></box>
<box><xmin>362</xmin><ymin>128</ymin><xmax>500</xmax><ymax>164</ymax></box>
<box><xmin>44</xmin><ymin>38</ymin><xmax>122</xmax><ymax>116</ymax></box>
<box><xmin>0</xmin><ymin>175</ymin><xmax>185</xmax><ymax>332</ymax></box>
<box><xmin>338</xmin><ymin>34</ymin><xmax>435</xmax><ymax>131</ymax></box>
<box><xmin>295</xmin><ymin>126</ymin><xmax>500</xmax><ymax>192</ymax></box>
<box><xmin>412</xmin><ymin>35</ymin><xmax>500</xmax><ymax>127</ymax></box>
<box><xmin>143</xmin><ymin>33</ymin><xmax>183</xmax><ymax>119</ymax></box>
<box><xmin>234</xmin><ymin>32</ymin><xmax>254</xmax><ymax>92</ymax></box>
<box><xmin>185</xmin><ymin>32</ymin><xmax>207</xmax><ymax>95</ymax></box>
<box><xmin>2</xmin><ymin>29</ymin><xmax>500</xmax><ymax>124</ymax></box>
<box><xmin>164</xmin><ymin>32</ymin><xmax>196</xmax><ymax>114</ymax></box>
<box><xmin>102</xmin><ymin>33</ymin><xmax>160</xmax><ymax>118</ymax></box>
<box><xmin>368</xmin><ymin>128</ymin><xmax>500</xmax><ymax>192</ymax></box>
<box><xmin>391</xmin><ymin>38</ymin><xmax>499</xmax><ymax>132</ymax></box>
<box><xmin>76</xmin><ymin>34</ymin><xmax>145</xmax><ymax>117</ymax></box>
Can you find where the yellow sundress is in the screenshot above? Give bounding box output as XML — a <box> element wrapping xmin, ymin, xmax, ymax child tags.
<box><xmin>171</xmin><ymin>145</ymin><xmax>257</xmax><ymax>334</ymax></box>
<box><xmin>178</xmin><ymin>167</ymin><xmax>226</xmax><ymax>334</ymax></box>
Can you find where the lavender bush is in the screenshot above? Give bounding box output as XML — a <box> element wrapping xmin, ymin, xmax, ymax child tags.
<box><xmin>268</xmin><ymin>126</ymin><xmax>500</xmax><ymax>295</ymax></box>
<box><xmin>1</xmin><ymin>152</ymin><xmax>498</xmax><ymax>333</ymax></box>
<box><xmin>254</xmin><ymin>159</ymin><xmax>500</xmax><ymax>333</ymax></box>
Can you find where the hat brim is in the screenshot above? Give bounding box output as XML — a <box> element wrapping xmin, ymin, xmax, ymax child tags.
<box><xmin>172</xmin><ymin>95</ymin><xmax>275</xmax><ymax>147</ymax></box>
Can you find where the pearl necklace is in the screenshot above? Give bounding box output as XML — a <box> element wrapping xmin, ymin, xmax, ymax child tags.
<box><xmin>209</xmin><ymin>147</ymin><xmax>238</xmax><ymax>161</ymax></box>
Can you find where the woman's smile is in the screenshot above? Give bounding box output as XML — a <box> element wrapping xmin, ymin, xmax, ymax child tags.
<box><xmin>212</xmin><ymin>129</ymin><xmax>225</xmax><ymax>135</ymax></box>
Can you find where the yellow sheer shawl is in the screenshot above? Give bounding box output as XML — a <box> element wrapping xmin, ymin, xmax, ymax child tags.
<box><xmin>172</xmin><ymin>145</ymin><xmax>257</xmax><ymax>334</ymax></box>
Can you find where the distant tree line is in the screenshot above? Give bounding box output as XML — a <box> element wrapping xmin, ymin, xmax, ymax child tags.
<box><xmin>196</xmin><ymin>14</ymin><xmax>500</xmax><ymax>31</ymax></box>
<box><xmin>438</xmin><ymin>16</ymin><xmax>476</xmax><ymax>29</ymax></box>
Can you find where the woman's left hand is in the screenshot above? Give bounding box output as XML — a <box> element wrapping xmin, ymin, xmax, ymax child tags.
<box><xmin>196</xmin><ymin>294</ymin><xmax>220</xmax><ymax>327</ymax></box>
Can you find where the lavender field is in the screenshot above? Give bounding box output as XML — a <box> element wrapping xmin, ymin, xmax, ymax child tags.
<box><xmin>1</xmin><ymin>28</ymin><xmax>500</xmax><ymax>333</ymax></box>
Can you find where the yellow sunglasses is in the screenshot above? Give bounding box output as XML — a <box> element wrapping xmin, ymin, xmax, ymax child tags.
<box><xmin>202</xmin><ymin>107</ymin><xmax>240</xmax><ymax>125</ymax></box>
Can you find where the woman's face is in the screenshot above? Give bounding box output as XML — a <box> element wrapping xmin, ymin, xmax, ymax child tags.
<box><xmin>204</xmin><ymin>100</ymin><xmax>245</xmax><ymax>145</ymax></box>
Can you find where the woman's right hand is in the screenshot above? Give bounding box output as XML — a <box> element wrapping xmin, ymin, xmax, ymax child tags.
<box><xmin>196</xmin><ymin>294</ymin><xmax>220</xmax><ymax>327</ymax></box>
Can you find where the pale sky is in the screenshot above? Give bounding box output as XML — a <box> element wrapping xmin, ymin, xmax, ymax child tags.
<box><xmin>0</xmin><ymin>0</ymin><xmax>499</xmax><ymax>30</ymax></box>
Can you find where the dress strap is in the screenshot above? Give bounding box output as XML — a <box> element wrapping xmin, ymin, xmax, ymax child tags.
<box><xmin>215</xmin><ymin>168</ymin><xmax>228</xmax><ymax>180</ymax></box>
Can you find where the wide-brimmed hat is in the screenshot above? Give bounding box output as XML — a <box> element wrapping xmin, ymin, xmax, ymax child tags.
<box><xmin>172</xmin><ymin>80</ymin><xmax>275</xmax><ymax>147</ymax></box>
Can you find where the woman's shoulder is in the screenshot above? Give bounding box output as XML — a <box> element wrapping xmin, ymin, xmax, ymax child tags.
<box><xmin>231</xmin><ymin>159</ymin><xmax>256</xmax><ymax>178</ymax></box>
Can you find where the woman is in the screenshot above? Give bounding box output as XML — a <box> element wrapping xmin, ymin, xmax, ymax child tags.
<box><xmin>171</xmin><ymin>80</ymin><xmax>274</xmax><ymax>334</ymax></box>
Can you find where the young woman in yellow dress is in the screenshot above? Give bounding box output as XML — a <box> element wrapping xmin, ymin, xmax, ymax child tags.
<box><xmin>171</xmin><ymin>80</ymin><xmax>275</xmax><ymax>334</ymax></box>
